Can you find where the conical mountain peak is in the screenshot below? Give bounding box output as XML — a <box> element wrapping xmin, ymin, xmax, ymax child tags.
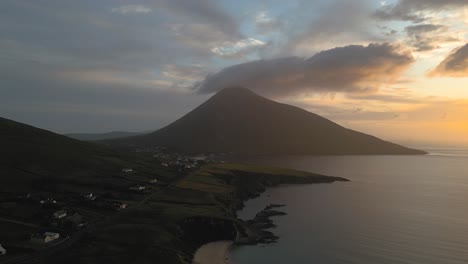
<box><xmin>111</xmin><ymin>88</ymin><xmax>426</xmax><ymax>155</ymax></box>
<box><xmin>216</xmin><ymin>86</ymin><xmax>255</xmax><ymax>95</ymax></box>
<box><xmin>209</xmin><ymin>86</ymin><xmax>262</xmax><ymax>101</ymax></box>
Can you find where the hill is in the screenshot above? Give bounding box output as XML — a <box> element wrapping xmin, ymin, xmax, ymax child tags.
<box><xmin>0</xmin><ymin>117</ymin><xmax>167</xmax><ymax>191</ymax></box>
<box><xmin>110</xmin><ymin>87</ymin><xmax>425</xmax><ymax>155</ymax></box>
<box><xmin>65</xmin><ymin>131</ymin><xmax>145</xmax><ymax>141</ymax></box>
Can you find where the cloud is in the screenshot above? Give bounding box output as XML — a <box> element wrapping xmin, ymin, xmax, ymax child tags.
<box><xmin>168</xmin><ymin>23</ymin><xmax>234</xmax><ymax>56</ymax></box>
<box><xmin>347</xmin><ymin>93</ymin><xmax>423</xmax><ymax>104</ymax></box>
<box><xmin>430</xmin><ymin>43</ymin><xmax>468</xmax><ymax>77</ymax></box>
<box><xmin>196</xmin><ymin>43</ymin><xmax>414</xmax><ymax>97</ymax></box>
<box><xmin>211</xmin><ymin>38</ymin><xmax>267</xmax><ymax>58</ymax></box>
<box><xmin>0</xmin><ymin>56</ymin><xmax>208</xmax><ymax>133</ymax></box>
<box><xmin>254</xmin><ymin>11</ymin><xmax>284</xmax><ymax>34</ymax></box>
<box><xmin>282</xmin><ymin>0</ymin><xmax>379</xmax><ymax>55</ymax></box>
<box><xmin>374</xmin><ymin>0</ymin><xmax>468</xmax><ymax>22</ymax></box>
<box><xmin>0</xmin><ymin>0</ymin><xmax>245</xmax><ymax>132</ymax></box>
<box><xmin>168</xmin><ymin>23</ymin><xmax>265</xmax><ymax>59</ymax></box>
<box><xmin>157</xmin><ymin>0</ymin><xmax>241</xmax><ymax>39</ymax></box>
<box><xmin>111</xmin><ymin>5</ymin><xmax>152</xmax><ymax>15</ymax></box>
<box><xmin>162</xmin><ymin>64</ymin><xmax>208</xmax><ymax>82</ymax></box>
<box><xmin>405</xmin><ymin>24</ymin><xmax>460</xmax><ymax>51</ymax></box>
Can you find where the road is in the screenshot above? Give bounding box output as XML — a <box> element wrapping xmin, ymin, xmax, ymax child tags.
<box><xmin>0</xmin><ymin>217</ymin><xmax>38</xmax><ymax>228</ymax></box>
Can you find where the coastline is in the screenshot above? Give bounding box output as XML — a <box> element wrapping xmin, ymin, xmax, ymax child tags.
<box><xmin>192</xmin><ymin>241</ymin><xmax>234</xmax><ymax>264</ymax></box>
<box><xmin>189</xmin><ymin>164</ymin><xmax>349</xmax><ymax>264</ymax></box>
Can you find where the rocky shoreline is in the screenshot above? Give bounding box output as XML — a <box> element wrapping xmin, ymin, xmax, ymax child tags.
<box><xmin>227</xmin><ymin>170</ymin><xmax>348</xmax><ymax>247</ymax></box>
<box><xmin>240</xmin><ymin>204</ymin><xmax>287</xmax><ymax>244</ymax></box>
<box><xmin>190</xmin><ymin>204</ymin><xmax>289</xmax><ymax>264</ymax></box>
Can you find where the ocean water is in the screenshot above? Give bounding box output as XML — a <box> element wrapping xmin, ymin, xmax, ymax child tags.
<box><xmin>229</xmin><ymin>150</ymin><xmax>468</xmax><ymax>264</ymax></box>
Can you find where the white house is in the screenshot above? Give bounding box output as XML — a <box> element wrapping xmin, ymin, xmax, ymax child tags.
<box><xmin>129</xmin><ymin>185</ymin><xmax>146</xmax><ymax>191</ymax></box>
<box><xmin>112</xmin><ymin>202</ymin><xmax>128</xmax><ymax>211</ymax></box>
<box><xmin>83</xmin><ymin>193</ymin><xmax>96</xmax><ymax>201</ymax></box>
<box><xmin>53</xmin><ymin>210</ymin><xmax>67</xmax><ymax>219</ymax></box>
<box><xmin>0</xmin><ymin>244</ymin><xmax>6</xmax><ymax>255</ymax></box>
<box><xmin>44</xmin><ymin>232</ymin><xmax>60</xmax><ymax>243</ymax></box>
<box><xmin>30</xmin><ymin>232</ymin><xmax>60</xmax><ymax>244</ymax></box>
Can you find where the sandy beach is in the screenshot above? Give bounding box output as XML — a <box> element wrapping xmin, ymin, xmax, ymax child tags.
<box><xmin>192</xmin><ymin>241</ymin><xmax>234</xmax><ymax>264</ymax></box>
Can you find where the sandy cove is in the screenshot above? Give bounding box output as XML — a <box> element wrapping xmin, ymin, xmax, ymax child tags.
<box><xmin>192</xmin><ymin>241</ymin><xmax>234</xmax><ymax>264</ymax></box>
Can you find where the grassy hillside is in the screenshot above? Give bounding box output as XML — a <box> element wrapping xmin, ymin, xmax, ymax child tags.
<box><xmin>0</xmin><ymin>117</ymin><xmax>172</xmax><ymax>192</ymax></box>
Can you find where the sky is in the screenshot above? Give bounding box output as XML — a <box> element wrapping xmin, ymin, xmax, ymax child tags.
<box><xmin>1</xmin><ymin>0</ymin><xmax>467</xmax><ymax>146</ymax></box>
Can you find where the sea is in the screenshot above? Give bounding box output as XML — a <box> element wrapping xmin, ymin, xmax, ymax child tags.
<box><xmin>228</xmin><ymin>148</ymin><xmax>468</xmax><ymax>264</ymax></box>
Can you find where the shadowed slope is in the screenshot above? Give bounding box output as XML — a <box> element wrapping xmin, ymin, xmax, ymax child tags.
<box><xmin>0</xmin><ymin>117</ymin><xmax>139</xmax><ymax>190</ymax></box>
<box><xmin>112</xmin><ymin>87</ymin><xmax>425</xmax><ymax>155</ymax></box>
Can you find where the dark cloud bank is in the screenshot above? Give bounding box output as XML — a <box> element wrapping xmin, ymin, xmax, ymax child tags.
<box><xmin>374</xmin><ymin>0</ymin><xmax>467</xmax><ymax>22</ymax></box>
<box><xmin>196</xmin><ymin>43</ymin><xmax>414</xmax><ymax>97</ymax></box>
<box><xmin>405</xmin><ymin>24</ymin><xmax>459</xmax><ymax>52</ymax></box>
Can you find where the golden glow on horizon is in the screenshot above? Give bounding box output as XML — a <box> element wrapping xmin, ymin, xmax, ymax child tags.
<box><xmin>292</xmin><ymin>90</ymin><xmax>468</xmax><ymax>145</ymax></box>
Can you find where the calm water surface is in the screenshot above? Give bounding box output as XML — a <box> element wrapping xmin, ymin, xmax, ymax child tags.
<box><xmin>230</xmin><ymin>150</ymin><xmax>468</xmax><ymax>264</ymax></box>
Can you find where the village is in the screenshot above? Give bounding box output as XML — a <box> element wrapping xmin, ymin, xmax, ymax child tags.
<box><xmin>0</xmin><ymin>150</ymin><xmax>220</xmax><ymax>263</ymax></box>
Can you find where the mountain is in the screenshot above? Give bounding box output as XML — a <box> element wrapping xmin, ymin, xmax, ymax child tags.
<box><xmin>110</xmin><ymin>87</ymin><xmax>425</xmax><ymax>155</ymax></box>
<box><xmin>66</xmin><ymin>131</ymin><xmax>145</xmax><ymax>141</ymax></box>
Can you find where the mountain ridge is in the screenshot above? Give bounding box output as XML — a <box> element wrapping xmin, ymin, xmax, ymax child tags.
<box><xmin>109</xmin><ymin>87</ymin><xmax>426</xmax><ymax>155</ymax></box>
<box><xmin>66</xmin><ymin>131</ymin><xmax>146</xmax><ymax>141</ymax></box>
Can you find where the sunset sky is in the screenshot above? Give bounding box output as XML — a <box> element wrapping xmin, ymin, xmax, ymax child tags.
<box><xmin>1</xmin><ymin>0</ymin><xmax>467</xmax><ymax>146</ymax></box>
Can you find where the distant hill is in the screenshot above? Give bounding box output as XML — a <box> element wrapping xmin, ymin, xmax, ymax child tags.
<box><xmin>66</xmin><ymin>131</ymin><xmax>145</xmax><ymax>141</ymax></box>
<box><xmin>110</xmin><ymin>87</ymin><xmax>426</xmax><ymax>155</ymax></box>
<box><xmin>0</xmin><ymin>117</ymin><xmax>162</xmax><ymax>191</ymax></box>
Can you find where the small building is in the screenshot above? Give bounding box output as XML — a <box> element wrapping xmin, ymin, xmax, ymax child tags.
<box><xmin>129</xmin><ymin>185</ymin><xmax>146</xmax><ymax>191</ymax></box>
<box><xmin>77</xmin><ymin>222</ymin><xmax>88</xmax><ymax>228</ymax></box>
<box><xmin>53</xmin><ymin>210</ymin><xmax>67</xmax><ymax>219</ymax></box>
<box><xmin>83</xmin><ymin>193</ymin><xmax>96</xmax><ymax>201</ymax></box>
<box><xmin>122</xmin><ymin>168</ymin><xmax>133</xmax><ymax>173</ymax></box>
<box><xmin>0</xmin><ymin>244</ymin><xmax>6</xmax><ymax>255</ymax></box>
<box><xmin>112</xmin><ymin>202</ymin><xmax>127</xmax><ymax>211</ymax></box>
<box><xmin>149</xmin><ymin>179</ymin><xmax>158</xmax><ymax>184</ymax></box>
<box><xmin>40</xmin><ymin>198</ymin><xmax>57</xmax><ymax>204</ymax></box>
<box><xmin>30</xmin><ymin>232</ymin><xmax>60</xmax><ymax>244</ymax></box>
